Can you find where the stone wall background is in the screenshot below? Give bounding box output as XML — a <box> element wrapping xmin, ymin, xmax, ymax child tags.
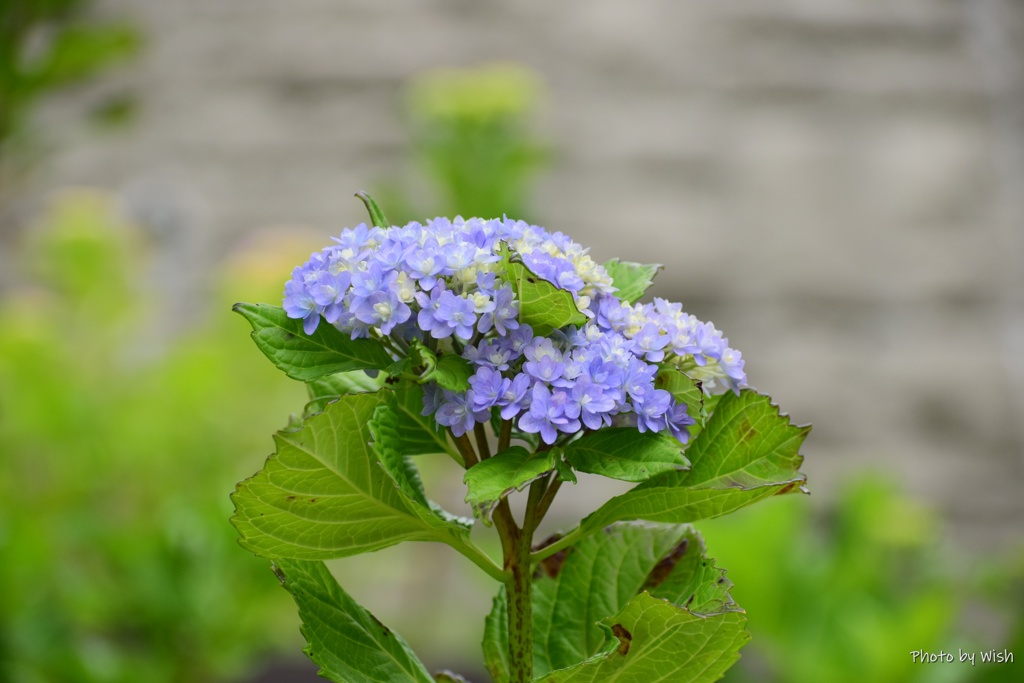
<box><xmin>8</xmin><ymin>0</ymin><xmax>1024</xmax><ymax>673</ymax></box>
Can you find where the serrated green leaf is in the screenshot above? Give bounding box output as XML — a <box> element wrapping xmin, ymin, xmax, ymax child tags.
<box><xmin>308</xmin><ymin>370</ymin><xmax>386</xmax><ymax>399</ymax></box>
<box><xmin>272</xmin><ymin>559</ymin><xmax>434</xmax><ymax>683</ymax></box>
<box><xmin>505</xmin><ymin>259</ymin><xmax>586</xmax><ymax>336</ymax></box>
<box><xmin>656</xmin><ymin>366</ymin><xmax>704</xmax><ymax>423</ymax></box>
<box><xmin>602</xmin><ymin>259</ymin><xmax>662</xmax><ymax>304</ymax></box>
<box><xmin>532</xmin><ymin>524</ymin><xmax>741</xmax><ymax>671</ymax></box>
<box><xmin>464</xmin><ymin>447</ymin><xmax>554</xmax><ymax>523</ymax></box>
<box><xmin>703</xmin><ymin>392</ymin><xmax>725</xmax><ymax>417</ymax></box>
<box><xmin>553</xmin><ymin>449</ymin><xmax>577</xmax><ymax>484</ymax></box>
<box><xmin>305</xmin><ymin>370</ymin><xmax>386</xmax><ymax>414</ymax></box>
<box><xmin>403</xmin><ymin>340</ymin><xmax>471</xmax><ymax>391</ymax></box>
<box><xmin>370</xmin><ymin>398</ymin><xmax>472</xmax><ymax>530</ymax></box>
<box><xmin>423</xmin><ymin>352</ymin><xmax>473</xmax><ymax>391</ymax></box>
<box><xmin>231</xmin><ymin>391</ymin><xmax>469</xmax><ymax>560</ymax></box>
<box><xmin>355</xmin><ymin>191</ymin><xmax>390</xmax><ymax>228</ymax></box>
<box><xmin>233</xmin><ymin>303</ymin><xmax>393</xmax><ymax>382</ymax></box>
<box><xmin>483</xmin><ymin>590</ymin><xmax>510</xmax><ymax>683</ymax></box>
<box><xmin>388</xmin><ymin>357</ymin><xmax>414</xmax><ymax>378</ymax></box>
<box><xmin>368</xmin><ymin>402</ymin><xmax>432</xmax><ymax>510</ymax></box>
<box><xmin>533</xmin><ymin>593</ymin><xmax>747</xmax><ymax>683</ymax></box>
<box><xmin>393</xmin><ymin>381</ymin><xmax>459</xmax><ymax>460</ymax></box>
<box><xmin>484</xmin><ymin>523</ymin><xmax>740</xmax><ymax>679</ymax></box>
<box><xmin>580</xmin><ymin>390</ymin><xmax>809</xmax><ymax>534</ymax></box>
<box><xmin>409</xmin><ymin>339</ymin><xmax>437</xmax><ymax>373</ymax></box>
<box><xmin>685</xmin><ymin>392</ymin><xmax>726</xmax><ymax>442</ymax></box>
<box><xmin>563</xmin><ymin>429</ymin><xmax>689</xmax><ymax>483</ymax></box>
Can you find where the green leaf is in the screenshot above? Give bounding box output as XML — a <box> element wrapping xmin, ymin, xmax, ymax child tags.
<box><xmin>553</xmin><ymin>448</ymin><xmax>577</xmax><ymax>484</ymax></box>
<box><xmin>355</xmin><ymin>191</ymin><xmax>390</xmax><ymax>228</ymax></box>
<box><xmin>563</xmin><ymin>429</ymin><xmax>689</xmax><ymax>483</ymax></box>
<box><xmin>422</xmin><ymin>351</ymin><xmax>473</xmax><ymax>392</ymax></box>
<box><xmin>233</xmin><ymin>303</ymin><xmax>393</xmax><ymax>382</ymax></box>
<box><xmin>533</xmin><ymin>593</ymin><xmax>747</xmax><ymax>683</ymax></box>
<box><xmin>393</xmin><ymin>381</ymin><xmax>460</xmax><ymax>460</ymax></box>
<box><xmin>602</xmin><ymin>259</ymin><xmax>662</xmax><ymax>304</ymax></box>
<box><xmin>433</xmin><ymin>672</ymin><xmax>471</xmax><ymax>683</ymax></box>
<box><xmin>685</xmin><ymin>392</ymin><xmax>726</xmax><ymax>442</ymax></box>
<box><xmin>401</xmin><ymin>340</ymin><xmax>471</xmax><ymax>391</ymax></box>
<box><xmin>370</xmin><ymin>398</ymin><xmax>472</xmax><ymax>530</ymax></box>
<box><xmin>308</xmin><ymin>370</ymin><xmax>386</xmax><ymax>399</ymax></box>
<box><xmin>272</xmin><ymin>559</ymin><xmax>434</xmax><ymax>683</ymax></box>
<box><xmin>408</xmin><ymin>339</ymin><xmax>437</xmax><ymax>374</ymax></box>
<box><xmin>504</xmin><ymin>256</ymin><xmax>586</xmax><ymax>336</ymax></box>
<box><xmin>305</xmin><ymin>370</ymin><xmax>386</xmax><ymax>414</ymax></box>
<box><xmin>463</xmin><ymin>447</ymin><xmax>555</xmax><ymax>522</ymax></box>
<box><xmin>580</xmin><ymin>390</ymin><xmax>809</xmax><ymax>535</ymax></box>
<box><xmin>484</xmin><ymin>523</ymin><xmax>741</xmax><ymax>679</ymax></box>
<box><xmin>483</xmin><ymin>590</ymin><xmax>510</xmax><ymax>683</ymax></box>
<box><xmin>388</xmin><ymin>356</ymin><xmax>413</xmax><ymax>378</ymax></box>
<box><xmin>533</xmin><ymin>523</ymin><xmax>738</xmax><ymax>674</ymax></box>
<box><xmin>231</xmin><ymin>391</ymin><xmax>470</xmax><ymax>559</ymax></box>
<box><xmin>655</xmin><ymin>366</ymin><xmax>704</xmax><ymax>426</ymax></box>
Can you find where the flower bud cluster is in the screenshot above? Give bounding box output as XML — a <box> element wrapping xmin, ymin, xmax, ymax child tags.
<box><xmin>283</xmin><ymin>217</ymin><xmax>746</xmax><ymax>445</ymax></box>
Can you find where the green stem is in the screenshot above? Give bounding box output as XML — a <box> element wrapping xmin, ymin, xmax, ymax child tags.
<box><xmin>506</xmin><ymin>528</ymin><xmax>533</xmax><ymax>683</ymax></box>
<box><xmin>452</xmin><ymin>433</ymin><xmax>479</xmax><ymax>468</ymax></box>
<box><xmin>522</xmin><ymin>476</ymin><xmax>546</xmax><ymax>537</ymax></box>
<box><xmin>474</xmin><ymin>423</ymin><xmax>492</xmax><ymax>460</ymax></box>
<box><xmin>497</xmin><ymin>501</ymin><xmax>534</xmax><ymax>683</ymax></box>
<box><xmin>496</xmin><ymin>470</ymin><xmax>548</xmax><ymax>682</ymax></box>
<box><xmin>531</xmin><ymin>525</ymin><xmax>584</xmax><ymax>564</ymax></box>
<box><xmin>448</xmin><ymin>537</ymin><xmax>509</xmax><ymax>583</ymax></box>
<box><xmin>497</xmin><ymin>419</ymin><xmax>512</xmax><ymax>453</ymax></box>
<box><xmin>440</xmin><ymin>429</ymin><xmax>509</xmax><ymax>580</ymax></box>
<box><xmin>532</xmin><ymin>474</ymin><xmax>561</xmax><ymax>529</ymax></box>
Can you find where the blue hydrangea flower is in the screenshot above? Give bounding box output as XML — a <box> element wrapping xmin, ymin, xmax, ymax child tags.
<box><xmin>281</xmin><ymin>214</ymin><xmax>748</xmax><ymax>447</ymax></box>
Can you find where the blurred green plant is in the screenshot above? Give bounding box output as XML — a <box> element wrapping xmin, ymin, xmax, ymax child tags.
<box><xmin>381</xmin><ymin>62</ymin><xmax>549</xmax><ymax>223</ymax></box>
<box><xmin>0</xmin><ymin>190</ymin><xmax>308</xmax><ymax>682</ymax></box>
<box><xmin>0</xmin><ymin>0</ymin><xmax>140</xmax><ymax>182</ymax></box>
<box><xmin>701</xmin><ymin>476</ymin><xmax>1021</xmax><ymax>683</ymax></box>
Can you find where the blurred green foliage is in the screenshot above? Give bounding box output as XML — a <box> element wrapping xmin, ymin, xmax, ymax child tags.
<box><xmin>701</xmin><ymin>476</ymin><xmax>1022</xmax><ymax>683</ymax></box>
<box><xmin>0</xmin><ymin>190</ymin><xmax>308</xmax><ymax>682</ymax></box>
<box><xmin>382</xmin><ymin>63</ymin><xmax>549</xmax><ymax>224</ymax></box>
<box><xmin>0</xmin><ymin>0</ymin><xmax>140</xmax><ymax>178</ymax></box>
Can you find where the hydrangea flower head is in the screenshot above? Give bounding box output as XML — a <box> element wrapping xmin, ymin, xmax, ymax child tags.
<box><xmin>283</xmin><ymin>216</ymin><xmax>747</xmax><ymax>445</ymax></box>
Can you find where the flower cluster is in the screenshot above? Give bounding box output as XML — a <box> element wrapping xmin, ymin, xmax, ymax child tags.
<box><xmin>283</xmin><ymin>216</ymin><xmax>746</xmax><ymax>445</ymax></box>
<box><xmin>594</xmin><ymin>296</ymin><xmax>746</xmax><ymax>392</ymax></box>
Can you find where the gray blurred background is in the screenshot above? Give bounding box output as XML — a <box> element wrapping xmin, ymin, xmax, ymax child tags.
<box><xmin>3</xmin><ymin>1</ymin><xmax>1023</xmax><ymax>682</ymax></box>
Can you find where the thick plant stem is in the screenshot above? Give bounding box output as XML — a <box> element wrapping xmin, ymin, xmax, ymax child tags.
<box><xmin>504</xmin><ymin>520</ymin><xmax>534</xmax><ymax>683</ymax></box>
<box><xmin>503</xmin><ymin>478</ymin><xmax>546</xmax><ymax>682</ymax></box>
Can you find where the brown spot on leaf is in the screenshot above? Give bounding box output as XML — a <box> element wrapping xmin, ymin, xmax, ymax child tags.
<box><xmin>533</xmin><ymin>532</ymin><xmax>569</xmax><ymax>578</ymax></box>
<box><xmin>526</xmin><ymin>277</ymin><xmax>537</xmax><ymax>284</ymax></box>
<box><xmin>611</xmin><ymin>624</ymin><xmax>632</xmax><ymax>656</ymax></box>
<box><xmin>369</xmin><ymin>613</ymin><xmax>392</xmax><ymax>636</ymax></box>
<box><xmin>737</xmin><ymin>418</ymin><xmax>758</xmax><ymax>443</ymax></box>
<box><xmin>642</xmin><ymin>539</ymin><xmax>689</xmax><ymax>591</ymax></box>
<box><xmin>774</xmin><ymin>479</ymin><xmax>809</xmax><ymax>496</ymax></box>
<box><xmin>308</xmin><ymin>498</ymin><xmax>318</xmax><ymax>503</ymax></box>
<box><xmin>537</xmin><ymin>550</ymin><xmax>567</xmax><ymax>579</ymax></box>
<box><xmin>284</xmin><ymin>332</ymin><xmax>296</xmax><ymax>340</ymax></box>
